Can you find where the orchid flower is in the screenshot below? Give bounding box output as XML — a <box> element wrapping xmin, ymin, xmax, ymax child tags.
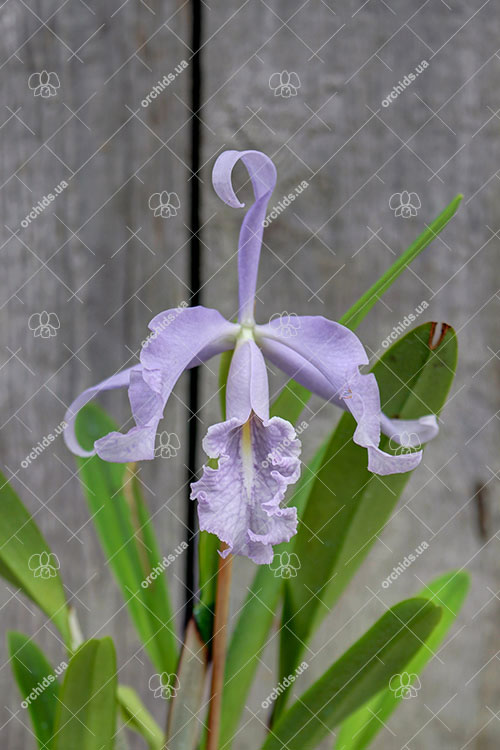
<box><xmin>64</xmin><ymin>149</ymin><xmax>438</xmax><ymax>563</ymax></box>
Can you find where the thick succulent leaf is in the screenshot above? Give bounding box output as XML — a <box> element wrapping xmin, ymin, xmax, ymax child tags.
<box><xmin>261</xmin><ymin>598</ymin><xmax>442</xmax><ymax>750</ymax></box>
<box><xmin>8</xmin><ymin>631</ymin><xmax>61</xmax><ymax>749</ymax></box>
<box><xmin>0</xmin><ymin>473</ymin><xmax>70</xmax><ymax>644</ymax></box>
<box><xmin>336</xmin><ymin>571</ymin><xmax>469</xmax><ymax>750</ymax></box>
<box><xmin>166</xmin><ymin>619</ymin><xmax>208</xmax><ymax>750</ymax></box>
<box><xmin>276</xmin><ymin>323</ymin><xmax>457</xmax><ymax>715</ymax></box>
<box><xmin>53</xmin><ymin>638</ymin><xmax>117</xmax><ymax>750</ymax></box>
<box><xmin>118</xmin><ymin>685</ymin><xmax>164</xmax><ymax>750</ymax></box>
<box><xmin>74</xmin><ymin>404</ymin><xmax>177</xmax><ymax>674</ymax></box>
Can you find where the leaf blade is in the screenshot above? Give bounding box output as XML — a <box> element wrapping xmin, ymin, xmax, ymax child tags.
<box><xmin>53</xmin><ymin>638</ymin><xmax>117</xmax><ymax>750</ymax></box>
<box><xmin>335</xmin><ymin>571</ymin><xmax>470</xmax><ymax>750</ymax></box>
<box><xmin>118</xmin><ymin>685</ymin><xmax>164</xmax><ymax>750</ymax></box>
<box><xmin>0</xmin><ymin>474</ymin><xmax>70</xmax><ymax>644</ymax></box>
<box><xmin>75</xmin><ymin>404</ymin><xmax>177</xmax><ymax>674</ymax></box>
<box><xmin>261</xmin><ymin>599</ymin><xmax>442</xmax><ymax>750</ymax></box>
<box><xmin>8</xmin><ymin>631</ymin><xmax>62</xmax><ymax>750</ymax></box>
<box><xmin>276</xmin><ymin>323</ymin><xmax>457</xmax><ymax>714</ymax></box>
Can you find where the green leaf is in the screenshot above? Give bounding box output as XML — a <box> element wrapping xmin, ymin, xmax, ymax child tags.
<box><xmin>273</xmin><ymin>195</ymin><xmax>462</xmax><ymax>424</ymax></box>
<box><xmin>219</xmin><ymin>441</ymin><xmax>327</xmax><ymax>749</ymax></box>
<box><xmin>0</xmin><ymin>473</ymin><xmax>70</xmax><ymax>645</ymax></box>
<box><xmin>166</xmin><ymin>619</ymin><xmax>209</xmax><ymax>750</ymax></box>
<box><xmin>8</xmin><ymin>631</ymin><xmax>62</xmax><ymax>749</ymax></box>
<box><xmin>220</xmin><ymin>198</ymin><xmax>462</xmax><ymax>745</ymax></box>
<box><xmin>194</xmin><ymin>530</ymin><xmax>219</xmax><ymax>647</ymax></box>
<box><xmin>53</xmin><ymin>638</ymin><xmax>117</xmax><ymax>750</ymax></box>
<box><xmin>275</xmin><ymin>322</ymin><xmax>457</xmax><ymax>716</ymax></box>
<box><xmin>74</xmin><ymin>404</ymin><xmax>177</xmax><ymax>674</ymax></box>
<box><xmin>270</xmin><ymin>380</ymin><xmax>311</xmax><ymax>423</ymax></box>
<box><xmin>261</xmin><ymin>598</ymin><xmax>442</xmax><ymax>750</ymax></box>
<box><xmin>336</xmin><ymin>571</ymin><xmax>469</xmax><ymax>750</ymax></box>
<box><xmin>118</xmin><ymin>685</ymin><xmax>164</xmax><ymax>750</ymax></box>
<box><xmin>340</xmin><ymin>195</ymin><xmax>462</xmax><ymax>330</ymax></box>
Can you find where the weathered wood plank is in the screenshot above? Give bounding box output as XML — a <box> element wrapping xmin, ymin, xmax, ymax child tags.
<box><xmin>0</xmin><ymin>2</ymin><xmax>191</xmax><ymax>747</ymax></box>
<box><xmin>200</xmin><ymin>2</ymin><xmax>500</xmax><ymax>748</ymax></box>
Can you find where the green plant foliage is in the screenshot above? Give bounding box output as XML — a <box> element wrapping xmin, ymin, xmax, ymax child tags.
<box><xmin>8</xmin><ymin>631</ymin><xmax>61</xmax><ymax>749</ymax></box>
<box><xmin>261</xmin><ymin>599</ymin><xmax>442</xmax><ymax>750</ymax></box>
<box><xmin>74</xmin><ymin>404</ymin><xmax>177</xmax><ymax>674</ymax></box>
<box><xmin>53</xmin><ymin>638</ymin><xmax>117</xmax><ymax>750</ymax></box>
<box><xmin>0</xmin><ymin>474</ymin><xmax>70</xmax><ymax>644</ymax></box>
<box><xmin>276</xmin><ymin>322</ymin><xmax>457</xmax><ymax>715</ymax></box>
<box><xmin>335</xmin><ymin>571</ymin><xmax>470</xmax><ymax>749</ymax></box>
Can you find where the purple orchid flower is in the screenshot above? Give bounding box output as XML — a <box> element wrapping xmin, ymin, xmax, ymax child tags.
<box><xmin>64</xmin><ymin>149</ymin><xmax>438</xmax><ymax>564</ymax></box>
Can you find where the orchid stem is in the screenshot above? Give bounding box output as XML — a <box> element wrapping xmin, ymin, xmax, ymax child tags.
<box><xmin>207</xmin><ymin>549</ymin><xmax>233</xmax><ymax>750</ymax></box>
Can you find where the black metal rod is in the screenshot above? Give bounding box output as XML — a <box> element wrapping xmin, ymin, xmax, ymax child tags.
<box><xmin>184</xmin><ymin>0</ymin><xmax>203</xmax><ymax>626</ymax></box>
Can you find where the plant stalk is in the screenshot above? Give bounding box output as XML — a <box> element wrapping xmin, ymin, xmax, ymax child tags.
<box><xmin>207</xmin><ymin>549</ymin><xmax>233</xmax><ymax>750</ymax></box>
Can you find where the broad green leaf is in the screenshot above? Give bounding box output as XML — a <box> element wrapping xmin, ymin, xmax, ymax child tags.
<box><xmin>0</xmin><ymin>473</ymin><xmax>70</xmax><ymax>644</ymax></box>
<box><xmin>261</xmin><ymin>598</ymin><xmax>442</xmax><ymax>750</ymax></box>
<box><xmin>217</xmin><ymin>198</ymin><xmax>462</xmax><ymax>745</ymax></box>
<box><xmin>276</xmin><ymin>323</ymin><xmax>457</xmax><ymax>715</ymax></box>
<box><xmin>8</xmin><ymin>631</ymin><xmax>62</xmax><ymax>749</ymax></box>
<box><xmin>53</xmin><ymin>638</ymin><xmax>117</xmax><ymax>750</ymax></box>
<box><xmin>118</xmin><ymin>685</ymin><xmax>164</xmax><ymax>750</ymax></box>
<box><xmin>336</xmin><ymin>571</ymin><xmax>469</xmax><ymax>750</ymax></box>
<box><xmin>75</xmin><ymin>404</ymin><xmax>177</xmax><ymax>674</ymax></box>
<box><xmin>166</xmin><ymin>619</ymin><xmax>208</xmax><ymax>750</ymax></box>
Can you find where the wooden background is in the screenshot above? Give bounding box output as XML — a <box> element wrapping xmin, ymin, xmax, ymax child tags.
<box><xmin>1</xmin><ymin>1</ymin><xmax>499</xmax><ymax>748</ymax></box>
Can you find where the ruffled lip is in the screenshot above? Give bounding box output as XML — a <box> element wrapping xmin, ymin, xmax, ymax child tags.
<box><xmin>191</xmin><ymin>414</ymin><xmax>301</xmax><ymax>564</ymax></box>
